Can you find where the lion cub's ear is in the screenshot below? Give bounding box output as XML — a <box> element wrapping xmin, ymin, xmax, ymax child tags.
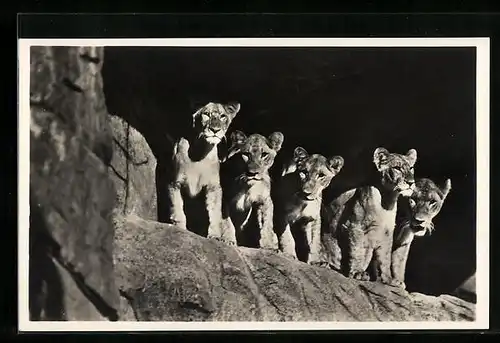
<box><xmin>405</xmin><ymin>149</ymin><xmax>418</xmax><ymax>167</ymax></box>
<box><xmin>373</xmin><ymin>147</ymin><xmax>390</xmax><ymax>171</ymax></box>
<box><xmin>328</xmin><ymin>156</ymin><xmax>344</xmax><ymax>175</ymax></box>
<box><xmin>441</xmin><ymin>178</ymin><xmax>452</xmax><ymax>199</ymax></box>
<box><xmin>223</xmin><ymin>102</ymin><xmax>241</xmax><ymax>119</ymax></box>
<box><xmin>226</xmin><ymin>130</ymin><xmax>247</xmax><ymax>160</ymax></box>
<box><xmin>293</xmin><ymin>147</ymin><xmax>309</xmax><ymax>163</ymax></box>
<box><xmin>230</xmin><ymin>130</ymin><xmax>247</xmax><ymax>147</ymax></box>
<box><xmin>267</xmin><ymin>132</ymin><xmax>284</xmax><ymax>152</ymax></box>
<box><xmin>191</xmin><ymin>103</ymin><xmax>207</xmax><ymax>125</ymax></box>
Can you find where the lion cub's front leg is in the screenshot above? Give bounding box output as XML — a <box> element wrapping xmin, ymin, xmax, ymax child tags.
<box><xmin>390</xmin><ymin>243</ymin><xmax>411</xmax><ymax>289</ymax></box>
<box><xmin>166</xmin><ymin>182</ymin><xmax>187</xmax><ymax>230</ymax></box>
<box><xmin>342</xmin><ymin>224</ymin><xmax>371</xmax><ymax>281</ymax></box>
<box><xmin>373</xmin><ymin>231</ymin><xmax>396</xmax><ymax>285</ymax></box>
<box><xmin>256</xmin><ymin>199</ymin><xmax>279</xmax><ymax>251</ymax></box>
<box><xmin>277</xmin><ymin>222</ymin><xmax>298</xmax><ymax>260</ymax></box>
<box><xmin>304</xmin><ymin>219</ymin><xmax>329</xmax><ymax>267</ymax></box>
<box><xmin>206</xmin><ymin>184</ymin><xmax>236</xmax><ymax>245</ymax></box>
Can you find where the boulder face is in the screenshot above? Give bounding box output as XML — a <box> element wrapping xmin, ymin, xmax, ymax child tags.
<box><xmin>114</xmin><ymin>214</ymin><xmax>475</xmax><ymax>322</ymax></box>
<box><xmin>29</xmin><ymin>46</ymin><xmax>119</xmax><ymax>320</ymax></box>
<box><xmin>108</xmin><ymin>114</ymin><xmax>157</xmax><ymax>221</ymax></box>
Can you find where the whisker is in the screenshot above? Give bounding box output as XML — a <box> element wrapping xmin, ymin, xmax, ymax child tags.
<box><xmin>399</xmin><ymin>219</ymin><xmax>411</xmax><ymax>228</ymax></box>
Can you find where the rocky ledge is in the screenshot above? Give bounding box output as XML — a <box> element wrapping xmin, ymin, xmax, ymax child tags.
<box><xmin>114</xmin><ymin>214</ymin><xmax>475</xmax><ymax>322</ymax></box>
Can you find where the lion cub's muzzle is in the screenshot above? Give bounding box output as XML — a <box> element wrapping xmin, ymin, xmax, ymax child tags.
<box><xmin>411</xmin><ymin>218</ymin><xmax>434</xmax><ymax>237</ymax></box>
<box><xmin>397</xmin><ymin>181</ymin><xmax>416</xmax><ymax>197</ymax></box>
<box><xmin>201</xmin><ymin>125</ymin><xmax>225</xmax><ymax>144</ymax></box>
<box><xmin>245</xmin><ymin>171</ymin><xmax>264</xmax><ymax>181</ymax></box>
<box><xmin>299</xmin><ymin>190</ymin><xmax>319</xmax><ymax>201</ymax></box>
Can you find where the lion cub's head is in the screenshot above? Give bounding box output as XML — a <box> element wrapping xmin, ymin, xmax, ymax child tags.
<box><xmin>290</xmin><ymin>147</ymin><xmax>344</xmax><ymax>201</ymax></box>
<box><xmin>403</xmin><ymin>178</ymin><xmax>452</xmax><ymax>236</ymax></box>
<box><xmin>192</xmin><ymin>102</ymin><xmax>241</xmax><ymax>145</ymax></box>
<box><xmin>228</xmin><ymin>130</ymin><xmax>284</xmax><ymax>183</ymax></box>
<box><xmin>373</xmin><ymin>147</ymin><xmax>417</xmax><ymax>196</ymax></box>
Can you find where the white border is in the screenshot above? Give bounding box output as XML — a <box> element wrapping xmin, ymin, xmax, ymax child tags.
<box><xmin>18</xmin><ymin>38</ymin><xmax>490</xmax><ymax>332</ymax></box>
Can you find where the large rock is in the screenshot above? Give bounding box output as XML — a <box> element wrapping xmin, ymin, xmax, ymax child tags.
<box><xmin>108</xmin><ymin>115</ymin><xmax>157</xmax><ymax>221</ymax></box>
<box><xmin>114</xmin><ymin>214</ymin><xmax>475</xmax><ymax>322</ymax></box>
<box><xmin>29</xmin><ymin>46</ymin><xmax>119</xmax><ymax>320</ymax></box>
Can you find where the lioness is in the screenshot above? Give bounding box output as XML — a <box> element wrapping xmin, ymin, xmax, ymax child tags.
<box><xmin>274</xmin><ymin>146</ymin><xmax>344</xmax><ymax>266</ymax></box>
<box><xmin>164</xmin><ymin>102</ymin><xmax>240</xmax><ymax>244</ymax></box>
<box><xmin>221</xmin><ymin>130</ymin><xmax>284</xmax><ymax>250</ymax></box>
<box><xmin>323</xmin><ymin>147</ymin><xmax>417</xmax><ymax>284</ymax></box>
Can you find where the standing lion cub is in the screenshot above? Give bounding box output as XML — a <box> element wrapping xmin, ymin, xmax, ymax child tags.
<box><xmin>323</xmin><ymin>147</ymin><xmax>417</xmax><ymax>285</ymax></box>
<box><xmin>221</xmin><ymin>130</ymin><xmax>284</xmax><ymax>250</ymax></box>
<box><xmin>164</xmin><ymin>102</ymin><xmax>241</xmax><ymax>244</ymax></box>
<box><xmin>274</xmin><ymin>147</ymin><xmax>344</xmax><ymax>266</ymax></box>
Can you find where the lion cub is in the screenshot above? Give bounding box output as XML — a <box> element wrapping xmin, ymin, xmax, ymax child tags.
<box><xmin>324</xmin><ymin>147</ymin><xmax>417</xmax><ymax>285</ymax></box>
<box><xmin>164</xmin><ymin>102</ymin><xmax>240</xmax><ymax>244</ymax></box>
<box><xmin>389</xmin><ymin>177</ymin><xmax>452</xmax><ymax>289</ymax></box>
<box><xmin>274</xmin><ymin>147</ymin><xmax>344</xmax><ymax>266</ymax></box>
<box><xmin>221</xmin><ymin>130</ymin><xmax>284</xmax><ymax>250</ymax></box>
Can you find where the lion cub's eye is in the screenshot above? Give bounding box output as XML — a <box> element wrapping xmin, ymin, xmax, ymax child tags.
<box><xmin>220</xmin><ymin>115</ymin><xmax>227</xmax><ymax>122</ymax></box>
<box><xmin>409</xmin><ymin>199</ymin><xmax>416</xmax><ymax>208</ymax></box>
<box><xmin>318</xmin><ymin>173</ymin><xmax>325</xmax><ymax>179</ymax></box>
<box><xmin>262</xmin><ymin>152</ymin><xmax>269</xmax><ymax>159</ymax></box>
<box><xmin>429</xmin><ymin>200</ymin><xmax>438</xmax><ymax>208</ymax></box>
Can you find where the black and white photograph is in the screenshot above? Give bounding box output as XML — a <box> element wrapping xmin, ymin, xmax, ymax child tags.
<box><xmin>19</xmin><ymin>38</ymin><xmax>489</xmax><ymax>331</ymax></box>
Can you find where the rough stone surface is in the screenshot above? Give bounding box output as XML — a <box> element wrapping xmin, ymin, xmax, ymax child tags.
<box><xmin>114</xmin><ymin>214</ymin><xmax>476</xmax><ymax>322</ymax></box>
<box><xmin>30</xmin><ymin>46</ymin><xmax>112</xmax><ymax>163</ymax></box>
<box><xmin>108</xmin><ymin>115</ymin><xmax>157</xmax><ymax>221</ymax></box>
<box><xmin>29</xmin><ymin>46</ymin><xmax>119</xmax><ymax>320</ymax></box>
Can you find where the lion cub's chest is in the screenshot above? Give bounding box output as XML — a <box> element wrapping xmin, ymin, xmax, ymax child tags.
<box><xmin>285</xmin><ymin>198</ymin><xmax>320</xmax><ymax>225</ymax></box>
<box><xmin>352</xmin><ymin>187</ymin><xmax>398</xmax><ymax>235</ymax></box>
<box><xmin>173</xmin><ymin>139</ymin><xmax>219</xmax><ymax>197</ymax></box>
<box><xmin>232</xmin><ymin>181</ymin><xmax>269</xmax><ymax>212</ymax></box>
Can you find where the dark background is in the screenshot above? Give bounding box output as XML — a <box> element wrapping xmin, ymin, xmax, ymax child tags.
<box><xmin>102</xmin><ymin>46</ymin><xmax>476</xmax><ymax>297</ymax></box>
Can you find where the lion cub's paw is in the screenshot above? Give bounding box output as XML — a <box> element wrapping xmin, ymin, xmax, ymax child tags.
<box><xmin>378</xmin><ymin>275</ymin><xmax>397</xmax><ymax>286</ymax></box>
<box><xmin>309</xmin><ymin>261</ymin><xmax>333</xmax><ymax>269</ymax></box>
<box><xmin>350</xmin><ymin>271</ymin><xmax>371</xmax><ymax>281</ymax></box>
<box><xmin>259</xmin><ymin>242</ymin><xmax>279</xmax><ymax>252</ymax></box>
<box><xmin>209</xmin><ymin>235</ymin><xmax>237</xmax><ymax>246</ymax></box>
<box><xmin>224</xmin><ymin>239</ymin><xmax>237</xmax><ymax>246</ymax></box>
<box><xmin>207</xmin><ymin>235</ymin><xmax>225</xmax><ymax>243</ymax></box>
<box><xmin>388</xmin><ymin>279</ymin><xmax>406</xmax><ymax>289</ymax></box>
<box><xmin>169</xmin><ymin>219</ymin><xmax>188</xmax><ymax>231</ymax></box>
<box><xmin>259</xmin><ymin>235</ymin><xmax>279</xmax><ymax>251</ymax></box>
<box><xmin>279</xmin><ymin>251</ymin><xmax>298</xmax><ymax>260</ymax></box>
<box><xmin>260</xmin><ymin>245</ymin><xmax>280</xmax><ymax>253</ymax></box>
